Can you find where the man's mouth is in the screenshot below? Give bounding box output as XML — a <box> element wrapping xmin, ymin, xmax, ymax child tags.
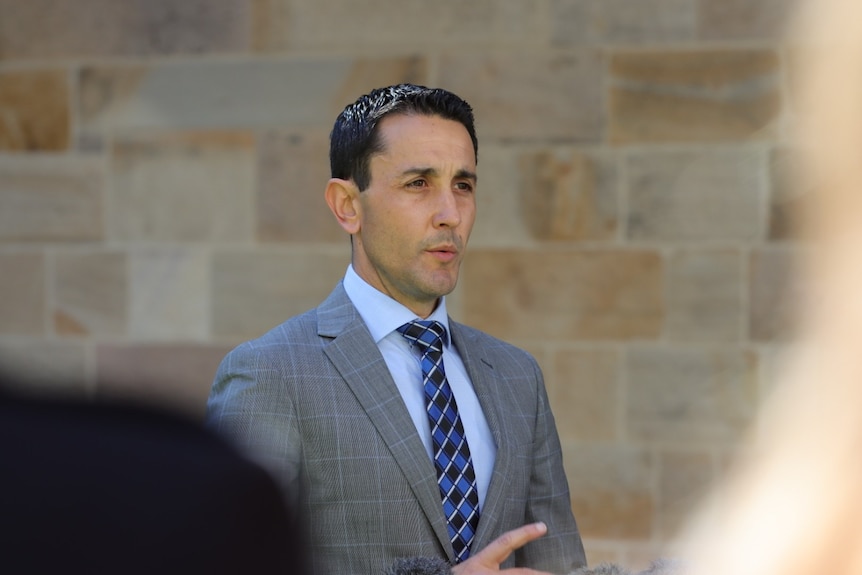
<box><xmin>426</xmin><ymin>245</ymin><xmax>458</xmax><ymax>262</ymax></box>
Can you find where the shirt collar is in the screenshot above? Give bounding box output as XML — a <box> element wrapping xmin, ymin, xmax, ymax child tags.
<box><xmin>342</xmin><ymin>264</ymin><xmax>451</xmax><ymax>345</ymax></box>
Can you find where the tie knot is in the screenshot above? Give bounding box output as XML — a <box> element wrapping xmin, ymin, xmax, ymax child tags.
<box><xmin>397</xmin><ymin>320</ymin><xmax>447</xmax><ymax>353</ymax></box>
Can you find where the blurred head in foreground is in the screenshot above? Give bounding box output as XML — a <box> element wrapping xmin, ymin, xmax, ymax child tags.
<box><xmin>0</xmin><ymin>373</ymin><xmax>307</xmax><ymax>574</ymax></box>
<box><xmin>674</xmin><ymin>2</ymin><xmax>862</xmax><ymax>574</ymax></box>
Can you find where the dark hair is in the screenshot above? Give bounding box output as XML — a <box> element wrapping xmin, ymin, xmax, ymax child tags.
<box><xmin>329</xmin><ymin>84</ymin><xmax>478</xmax><ymax>191</ymax></box>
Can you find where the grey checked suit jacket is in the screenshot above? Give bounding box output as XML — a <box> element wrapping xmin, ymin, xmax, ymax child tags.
<box><xmin>206</xmin><ymin>283</ymin><xmax>586</xmax><ymax>574</ymax></box>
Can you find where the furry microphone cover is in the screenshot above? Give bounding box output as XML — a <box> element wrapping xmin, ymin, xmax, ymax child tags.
<box><xmin>384</xmin><ymin>557</ymin><xmax>685</xmax><ymax>575</ymax></box>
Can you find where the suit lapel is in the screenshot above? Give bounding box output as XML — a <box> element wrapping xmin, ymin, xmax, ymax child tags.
<box><xmin>449</xmin><ymin>321</ymin><xmax>513</xmax><ymax>552</ymax></box>
<box><xmin>317</xmin><ymin>285</ymin><xmax>454</xmax><ymax>558</ymax></box>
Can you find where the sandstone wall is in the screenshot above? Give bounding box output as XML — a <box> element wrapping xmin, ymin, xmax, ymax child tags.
<box><xmin>0</xmin><ymin>0</ymin><xmax>796</xmax><ymax>567</ymax></box>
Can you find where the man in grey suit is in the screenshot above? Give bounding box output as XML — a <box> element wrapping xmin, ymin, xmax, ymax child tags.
<box><xmin>206</xmin><ymin>84</ymin><xmax>586</xmax><ymax>575</ymax></box>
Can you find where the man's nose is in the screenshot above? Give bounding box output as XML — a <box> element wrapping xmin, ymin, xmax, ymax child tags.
<box><xmin>432</xmin><ymin>188</ymin><xmax>462</xmax><ymax>228</ymax></box>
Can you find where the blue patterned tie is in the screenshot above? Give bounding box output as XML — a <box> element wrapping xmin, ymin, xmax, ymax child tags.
<box><xmin>398</xmin><ymin>320</ymin><xmax>480</xmax><ymax>563</ymax></box>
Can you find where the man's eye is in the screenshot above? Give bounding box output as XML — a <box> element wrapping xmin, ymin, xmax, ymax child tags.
<box><xmin>407</xmin><ymin>179</ymin><xmax>427</xmax><ymax>188</ymax></box>
<box><xmin>455</xmin><ymin>182</ymin><xmax>474</xmax><ymax>192</ymax></box>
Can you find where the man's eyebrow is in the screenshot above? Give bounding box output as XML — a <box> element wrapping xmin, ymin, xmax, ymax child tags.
<box><xmin>400</xmin><ymin>167</ymin><xmax>477</xmax><ymax>180</ymax></box>
<box><xmin>454</xmin><ymin>169</ymin><xmax>477</xmax><ymax>182</ymax></box>
<box><xmin>401</xmin><ymin>167</ymin><xmax>438</xmax><ymax>179</ymax></box>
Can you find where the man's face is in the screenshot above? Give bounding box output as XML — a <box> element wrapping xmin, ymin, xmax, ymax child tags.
<box><xmin>352</xmin><ymin>113</ymin><xmax>477</xmax><ymax>318</ymax></box>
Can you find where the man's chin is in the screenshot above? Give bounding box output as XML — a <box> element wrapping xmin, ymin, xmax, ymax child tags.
<box><xmin>422</xmin><ymin>280</ymin><xmax>458</xmax><ymax>301</ymax></box>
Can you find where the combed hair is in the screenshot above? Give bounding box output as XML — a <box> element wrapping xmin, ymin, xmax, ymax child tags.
<box><xmin>329</xmin><ymin>84</ymin><xmax>478</xmax><ymax>191</ymax></box>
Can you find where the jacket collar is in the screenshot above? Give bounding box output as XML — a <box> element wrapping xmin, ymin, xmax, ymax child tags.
<box><xmin>318</xmin><ymin>283</ymin><xmax>511</xmax><ymax>557</ymax></box>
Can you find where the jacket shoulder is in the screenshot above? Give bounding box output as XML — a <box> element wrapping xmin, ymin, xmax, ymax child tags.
<box><xmin>451</xmin><ymin>321</ymin><xmax>538</xmax><ymax>365</ymax></box>
<box><xmin>245</xmin><ymin>308</ymin><xmax>320</xmax><ymax>350</ymax></box>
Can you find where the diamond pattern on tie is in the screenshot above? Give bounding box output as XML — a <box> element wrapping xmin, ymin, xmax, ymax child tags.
<box><xmin>398</xmin><ymin>320</ymin><xmax>480</xmax><ymax>563</ymax></box>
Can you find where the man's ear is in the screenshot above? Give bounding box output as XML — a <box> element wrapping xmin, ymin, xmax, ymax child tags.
<box><xmin>325</xmin><ymin>178</ymin><xmax>361</xmax><ymax>234</ymax></box>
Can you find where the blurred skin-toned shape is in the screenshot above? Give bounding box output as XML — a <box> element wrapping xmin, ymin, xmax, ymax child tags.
<box><xmin>675</xmin><ymin>2</ymin><xmax>862</xmax><ymax>574</ymax></box>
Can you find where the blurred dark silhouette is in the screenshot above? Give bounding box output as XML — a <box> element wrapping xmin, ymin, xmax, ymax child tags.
<box><xmin>0</xmin><ymin>371</ymin><xmax>308</xmax><ymax>575</ymax></box>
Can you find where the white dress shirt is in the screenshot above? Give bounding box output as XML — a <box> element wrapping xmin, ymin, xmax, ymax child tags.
<box><xmin>342</xmin><ymin>265</ymin><xmax>496</xmax><ymax>510</ymax></box>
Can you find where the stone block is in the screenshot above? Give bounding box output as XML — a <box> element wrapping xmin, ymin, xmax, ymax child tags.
<box><xmin>212</xmin><ymin>250</ymin><xmax>349</xmax><ymax>339</ymax></box>
<box><xmin>79</xmin><ymin>57</ymin><xmax>427</xmax><ymax>134</ymax></box>
<box><xmin>95</xmin><ymin>344</ymin><xmax>234</xmax><ymax>418</ymax></box>
<box><xmin>438</xmin><ymin>51</ymin><xmax>604</xmax><ymax>142</ymax></box>
<box><xmin>0</xmin><ymin>69</ymin><xmax>69</xmax><ymax>151</ymax></box>
<box><xmin>756</xmin><ymin>344</ymin><xmax>793</xmax><ymax>403</ymax></box>
<box><xmin>610</xmin><ymin>50</ymin><xmax>781</xmax><ymax>143</ymax></box>
<box><xmin>0</xmin><ymin>156</ymin><xmax>103</xmax><ymax>242</ymax></box>
<box><xmin>698</xmin><ymin>0</ymin><xmax>789</xmax><ymax>41</ymax></box>
<box><xmin>519</xmin><ymin>148</ymin><xmax>619</xmax><ymax>242</ymax></box>
<box><xmin>665</xmin><ymin>249</ymin><xmax>743</xmax><ymax>342</ymax></box>
<box><xmin>550</xmin><ymin>348</ymin><xmax>620</xmax><ymax>441</ymax></box>
<box><xmin>129</xmin><ymin>248</ymin><xmax>209</xmax><ymax>340</ymax></box>
<box><xmin>53</xmin><ymin>252</ymin><xmax>127</xmax><ymax>336</ymax></box>
<box><xmin>552</xmin><ymin>0</ymin><xmax>697</xmax><ymax>45</ymax></box>
<box><xmin>626</xmin><ymin>148</ymin><xmax>764</xmax><ymax>241</ymax></box>
<box><xmin>445</xmin><ymin>279</ymin><xmax>467</xmax><ymax>322</ymax></box>
<box><xmin>257</xmin><ymin>130</ymin><xmax>343</xmax><ymax>243</ymax></box>
<box><xmin>658</xmin><ymin>450</ymin><xmax>713</xmax><ymax>537</ymax></box>
<box><xmin>109</xmin><ymin>131</ymin><xmax>255</xmax><ymax>242</ymax></box>
<box><xmin>254</xmin><ymin>0</ymin><xmax>550</xmax><ymax>50</ymax></box>
<box><xmin>462</xmin><ymin>250</ymin><xmax>663</xmax><ymax>341</ymax></box>
<box><xmin>625</xmin><ymin>347</ymin><xmax>759</xmax><ymax>443</ymax></box>
<box><xmin>0</xmin><ymin>0</ymin><xmax>251</xmax><ymax>59</ymax></box>
<box><xmin>564</xmin><ymin>444</ymin><xmax>654</xmax><ymax>539</ymax></box>
<box><xmin>0</xmin><ymin>339</ymin><xmax>88</xmax><ymax>394</ymax></box>
<box><xmin>468</xmin><ymin>145</ymin><xmax>533</xmax><ymax>248</ymax></box>
<box><xmin>749</xmin><ymin>249</ymin><xmax>799</xmax><ymax>341</ymax></box>
<box><xmin>768</xmin><ymin>147</ymin><xmax>808</xmax><ymax>241</ymax></box>
<box><xmin>0</xmin><ymin>253</ymin><xmax>45</xmax><ymax>335</ymax></box>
